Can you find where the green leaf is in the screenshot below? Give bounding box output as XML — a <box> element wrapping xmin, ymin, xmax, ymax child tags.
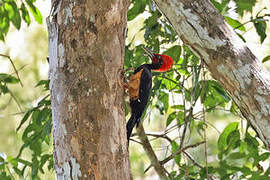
<box><xmin>210</xmin><ymin>0</ymin><xmax>223</xmax><ymax>12</ymax></box>
<box><xmin>32</xmin><ymin>156</ymin><xmax>39</xmax><ymax>179</ymax></box>
<box><xmin>226</xmin><ymin>130</ymin><xmax>240</xmax><ymax>151</ymax></box>
<box><xmin>39</xmin><ymin>154</ymin><xmax>51</xmax><ymax>173</ymax></box>
<box><xmin>228</xmin><ymin>152</ymin><xmax>246</xmax><ymax>160</ymax></box>
<box><xmin>0</xmin><ymin>7</ymin><xmax>10</xmax><ymax>35</ymax></box>
<box><xmin>156</xmin><ymin>92</ymin><xmax>169</xmax><ymax>114</ymax></box>
<box><xmin>17</xmin><ymin>158</ymin><xmax>32</xmax><ymax>166</ymax></box>
<box><xmin>0</xmin><ymin>33</ymin><xmax>4</xmax><ymax>41</ymax></box>
<box><xmin>245</xmin><ymin>132</ymin><xmax>259</xmax><ymax>148</ymax></box>
<box><xmin>210</xmin><ymin>81</ymin><xmax>230</xmax><ymax>102</ymax></box>
<box><xmin>171</xmin><ymin>141</ymin><xmax>181</xmax><ymax>165</ymax></box>
<box><xmin>30</xmin><ymin>139</ymin><xmax>42</xmax><ymax>155</ymax></box>
<box><xmin>16</xmin><ymin>109</ymin><xmax>33</xmax><ymax>131</ymax></box>
<box><xmin>236</xmin><ymin>32</ymin><xmax>246</xmax><ymax>42</ymax></box>
<box><xmin>12</xmin><ymin>167</ymin><xmax>23</xmax><ymax>177</ymax></box>
<box><xmin>210</xmin><ymin>0</ymin><xmax>229</xmax><ymax>15</ymax></box>
<box><xmin>26</xmin><ymin>0</ymin><xmax>42</xmax><ymax>24</ymax></box>
<box><xmin>7</xmin><ymin>156</ymin><xmax>18</xmax><ymax>167</ymax></box>
<box><xmin>218</xmin><ymin>122</ymin><xmax>238</xmax><ymax>151</ymax></box>
<box><xmin>127</xmin><ymin>0</ymin><xmax>148</xmax><ymax>21</ymax></box>
<box><xmin>5</xmin><ymin>2</ymin><xmax>21</xmax><ymax>29</ymax></box>
<box><xmin>163</xmin><ymin>45</ymin><xmax>181</xmax><ymax>62</ymax></box>
<box><xmin>0</xmin><ymin>84</ymin><xmax>9</xmax><ymax>94</ymax></box>
<box><xmin>259</xmin><ymin>152</ymin><xmax>270</xmax><ymax>162</ymax></box>
<box><xmin>32</xmin><ymin>109</ymin><xmax>41</xmax><ymax>125</ymax></box>
<box><xmin>177</xmin><ymin>111</ymin><xmax>184</xmax><ymax>125</ymax></box>
<box><xmin>254</xmin><ymin>21</ymin><xmax>267</xmax><ymax>43</ymax></box>
<box><xmin>0</xmin><ymin>73</ymin><xmax>20</xmax><ymax>84</ymax></box>
<box><xmin>262</xmin><ymin>55</ymin><xmax>270</xmax><ymax>63</ymax></box>
<box><xmin>171</xmin><ymin>105</ymin><xmax>184</xmax><ymax>110</ymax></box>
<box><xmin>0</xmin><ymin>172</ymin><xmax>12</xmax><ymax>180</ymax></box>
<box><xmin>235</xmin><ymin>0</ymin><xmax>256</xmax><ymax>16</ymax></box>
<box><xmin>166</xmin><ymin>111</ymin><xmax>176</xmax><ymax>127</ymax></box>
<box><xmin>224</xmin><ymin>16</ymin><xmax>246</xmax><ymax>31</ymax></box>
<box><xmin>20</xmin><ymin>3</ymin><xmax>31</xmax><ymax>25</ymax></box>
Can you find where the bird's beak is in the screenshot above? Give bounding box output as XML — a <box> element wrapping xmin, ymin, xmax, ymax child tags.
<box><xmin>142</xmin><ymin>46</ymin><xmax>155</xmax><ymax>59</ymax></box>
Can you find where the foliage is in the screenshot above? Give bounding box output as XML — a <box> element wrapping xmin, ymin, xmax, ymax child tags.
<box><xmin>0</xmin><ymin>0</ymin><xmax>269</xmax><ymax>179</ymax></box>
<box><xmin>0</xmin><ymin>0</ymin><xmax>42</xmax><ymax>41</ymax></box>
<box><xmin>0</xmin><ymin>80</ymin><xmax>53</xmax><ymax>179</ymax></box>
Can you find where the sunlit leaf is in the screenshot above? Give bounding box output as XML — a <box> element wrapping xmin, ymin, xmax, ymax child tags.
<box><xmin>5</xmin><ymin>2</ymin><xmax>21</xmax><ymax>29</ymax></box>
<box><xmin>224</xmin><ymin>16</ymin><xmax>246</xmax><ymax>31</ymax></box>
<box><xmin>0</xmin><ymin>7</ymin><xmax>10</xmax><ymax>35</ymax></box>
<box><xmin>7</xmin><ymin>156</ymin><xmax>18</xmax><ymax>167</ymax></box>
<box><xmin>26</xmin><ymin>0</ymin><xmax>42</xmax><ymax>24</ymax></box>
<box><xmin>20</xmin><ymin>3</ymin><xmax>31</xmax><ymax>25</ymax></box>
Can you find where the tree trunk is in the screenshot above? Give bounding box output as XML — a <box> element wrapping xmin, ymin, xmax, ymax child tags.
<box><xmin>47</xmin><ymin>0</ymin><xmax>131</xmax><ymax>179</ymax></box>
<box><xmin>153</xmin><ymin>0</ymin><xmax>270</xmax><ymax>149</ymax></box>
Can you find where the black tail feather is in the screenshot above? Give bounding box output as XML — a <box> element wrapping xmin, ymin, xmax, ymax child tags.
<box><xmin>126</xmin><ymin>115</ymin><xmax>138</xmax><ymax>143</ymax></box>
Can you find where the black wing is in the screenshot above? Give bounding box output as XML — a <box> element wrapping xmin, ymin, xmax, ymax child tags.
<box><xmin>126</xmin><ymin>65</ymin><xmax>152</xmax><ymax>142</ymax></box>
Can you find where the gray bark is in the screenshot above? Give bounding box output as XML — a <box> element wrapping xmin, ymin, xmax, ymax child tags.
<box><xmin>47</xmin><ymin>0</ymin><xmax>131</xmax><ymax>179</ymax></box>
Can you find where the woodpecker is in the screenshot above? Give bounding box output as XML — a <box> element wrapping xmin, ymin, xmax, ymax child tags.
<box><xmin>126</xmin><ymin>46</ymin><xmax>174</xmax><ymax>143</ymax></box>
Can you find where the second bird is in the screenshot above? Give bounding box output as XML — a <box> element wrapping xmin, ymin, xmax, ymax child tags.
<box><xmin>126</xmin><ymin>46</ymin><xmax>174</xmax><ymax>143</ymax></box>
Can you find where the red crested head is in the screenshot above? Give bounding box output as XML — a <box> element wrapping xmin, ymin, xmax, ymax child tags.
<box><xmin>142</xmin><ymin>46</ymin><xmax>174</xmax><ymax>72</ymax></box>
<box><xmin>152</xmin><ymin>54</ymin><xmax>174</xmax><ymax>72</ymax></box>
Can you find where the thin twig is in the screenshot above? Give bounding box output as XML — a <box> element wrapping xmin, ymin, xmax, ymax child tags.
<box><xmin>0</xmin><ymin>97</ymin><xmax>12</xmax><ymax>111</ymax></box>
<box><xmin>180</xmin><ymin>107</ymin><xmax>193</xmax><ymax>149</ymax></box>
<box><xmin>160</xmin><ymin>141</ymin><xmax>205</xmax><ymax>166</ymax></box>
<box><xmin>145</xmin><ymin>132</ymin><xmax>173</xmax><ymax>143</ymax></box>
<box><xmin>202</xmin><ymin>63</ymin><xmax>209</xmax><ymax>179</ymax></box>
<box><xmin>142</xmin><ymin>141</ymin><xmax>206</xmax><ymax>173</ymax></box>
<box><xmin>7</xmin><ymin>87</ymin><xmax>23</xmax><ymax>112</ymax></box>
<box><xmin>129</xmin><ymin>138</ymin><xmax>143</xmax><ymax>145</ymax></box>
<box><xmin>0</xmin><ymin>54</ymin><xmax>23</xmax><ymax>87</ymax></box>
<box><xmin>180</xmin><ymin>77</ymin><xmax>186</xmax><ymax>148</ymax></box>
<box><xmin>182</xmin><ymin>151</ymin><xmax>203</xmax><ymax>169</ymax></box>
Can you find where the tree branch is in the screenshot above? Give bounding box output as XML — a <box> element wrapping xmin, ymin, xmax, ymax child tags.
<box><xmin>136</xmin><ymin>123</ymin><xmax>169</xmax><ymax>180</ymax></box>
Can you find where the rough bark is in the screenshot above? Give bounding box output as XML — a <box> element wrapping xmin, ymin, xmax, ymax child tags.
<box><xmin>153</xmin><ymin>0</ymin><xmax>270</xmax><ymax>149</ymax></box>
<box><xmin>47</xmin><ymin>0</ymin><xmax>131</xmax><ymax>179</ymax></box>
